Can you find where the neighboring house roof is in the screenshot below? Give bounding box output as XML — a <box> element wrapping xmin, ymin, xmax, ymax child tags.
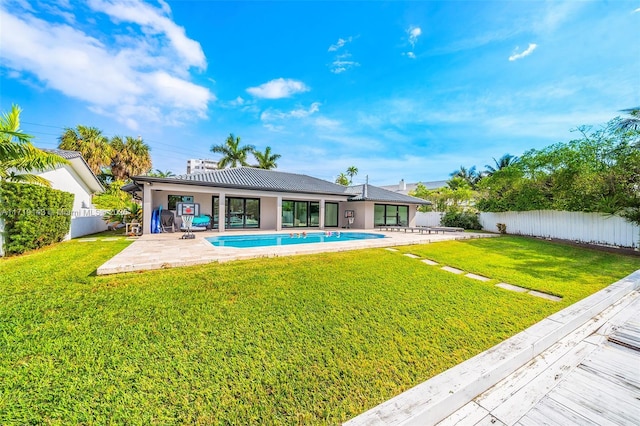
<box><xmin>41</xmin><ymin>149</ymin><xmax>103</xmax><ymax>193</ymax></box>
<box><xmin>127</xmin><ymin>167</ymin><xmax>430</xmax><ymax>204</ymax></box>
<box><xmin>380</xmin><ymin>180</ymin><xmax>448</xmax><ymax>195</ymax></box>
<box><xmin>345</xmin><ymin>184</ymin><xmax>430</xmax><ymax>204</ymax></box>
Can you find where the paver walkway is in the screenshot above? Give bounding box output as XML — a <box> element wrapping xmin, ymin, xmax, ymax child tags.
<box><xmin>96</xmin><ymin>230</ymin><xmax>494</xmax><ymax>275</ymax></box>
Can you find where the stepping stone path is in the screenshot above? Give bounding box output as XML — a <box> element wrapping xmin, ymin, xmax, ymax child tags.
<box><xmin>102</xmin><ymin>237</ymin><xmax>121</xmax><ymax>241</ymax></box>
<box><xmin>386</xmin><ymin>249</ymin><xmax>562</xmax><ymax>302</ymax></box>
<box><xmin>78</xmin><ymin>238</ymin><xmax>97</xmax><ymax>242</ymax></box>
<box><xmin>496</xmin><ymin>283</ymin><xmax>528</xmax><ymax>293</ymax></box>
<box><xmin>528</xmin><ymin>290</ymin><xmax>563</xmax><ymax>302</ymax></box>
<box><xmin>465</xmin><ymin>273</ymin><xmax>490</xmax><ymax>282</ymax></box>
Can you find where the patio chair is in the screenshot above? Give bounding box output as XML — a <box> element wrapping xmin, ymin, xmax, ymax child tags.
<box><xmin>160</xmin><ymin>210</ymin><xmax>176</xmax><ymax>232</ymax></box>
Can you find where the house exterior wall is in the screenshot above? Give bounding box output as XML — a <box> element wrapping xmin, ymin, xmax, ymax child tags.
<box><xmin>37</xmin><ymin>165</ymin><xmax>93</xmax><ymax>212</ymax></box>
<box><xmin>36</xmin><ymin>164</ymin><xmax>106</xmax><ymax>239</ymax></box>
<box><xmin>137</xmin><ymin>181</ymin><xmax>424</xmax><ymax>233</ymax></box>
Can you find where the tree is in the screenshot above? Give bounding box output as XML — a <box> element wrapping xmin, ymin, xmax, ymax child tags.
<box><xmin>476</xmin><ymin>118</ymin><xmax>640</xmax><ymax>225</ymax></box>
<box><xmin>147</xmin><ymin>169</ymin><xmax>175</xmax><ymax>177</ymax></box>
<box><xmin>211</xmin><ymin>133</ymin><xmax>255</xmax><ymax>168</ymax></box>
<box><xmin>335</xmin><ymin>172</ymin><xmax>349</xmax><ymax>186</ymax></box>
<box><xmin>346</xmin><ymin>166</ymin><xmax>358</xmax><ymax>184</ymax></box>
<box><xmin>109</xmin><ymin>136</ymin><xmax>152</xmax><ymax>180</ymax></box>
<box><xmin>618</xmin><ymin>107</ymin><xmax>640</xmax><ymax>132</ymax></box>
<box><xmin>1</xmin><ymin>104</ymin><xmax>67</xmax><ymax>186</ymax></box>
<box><xmin>484</xmin><ymin>154</ymin><xmax>519</xmax><ymax>176</ymax></box>
<box><xmin>253</xmin><ymin>146</ymin><xmax>281</xmax><ymax>169</ymax></box>
<box><xmin>58</xmin><ymin>125</ymin><xmax>112</xmax><ymax>175</ymax></box>
<box><xmin>450</xmin><ymin>165</ymin><xmax>481</xmax><ymax>188</ymax></box>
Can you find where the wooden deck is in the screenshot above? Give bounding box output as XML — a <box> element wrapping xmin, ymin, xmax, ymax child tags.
<box><xmin>516</xmin><ymin>318</ymin><xmax>640</xmax><ymax>426</ymax></box>
<box><xmin>439</xmin><ymin>291</ymin><xmax>640</xmax><ymax>426</ymax></box>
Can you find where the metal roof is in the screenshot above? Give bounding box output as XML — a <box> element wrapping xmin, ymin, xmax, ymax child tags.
<box><xmin>135</xmin><ymin>167</ymin><xmax>349</xmax><ymax>196</ymax></box>
<box><xmin>41</xmin><ymin>148</ymin><xmax>84</xmax><ymax>160</ymax></box>
<box><xmin>130</xmin><ymin>167</ymin><xmax>430</xmax><ymax>204</ymax></box>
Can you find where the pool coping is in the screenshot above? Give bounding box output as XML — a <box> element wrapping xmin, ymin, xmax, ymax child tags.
<box><xmin>95</xmin><ymin>230</ymin><xmax>495</xmax><ymax>275</ymax></box>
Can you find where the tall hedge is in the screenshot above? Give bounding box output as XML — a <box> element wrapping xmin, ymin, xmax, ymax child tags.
<box><xmin>0</xmin><ymin>182</ymin><xmax>74</xmax><ymax>255</ymax></box>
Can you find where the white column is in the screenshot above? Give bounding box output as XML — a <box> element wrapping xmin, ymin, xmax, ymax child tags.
<box><xmin>319</xmin><ymin>199</ymin><xmax>325</xmax><ymax>229</ymax></box>
<box><xmin>143</xmin><ymin>183</ymin><xmax>152</xmax><ymax>234</ymax></box>
<box><xmin>276</xmin><ymin>195</ymin><xmax>282</xmax><ymax>231</ymax></box>
<box><xmin>219</xmin><ymin>192</ymin><xmax>225</xmax><ymax>232</ymax></box>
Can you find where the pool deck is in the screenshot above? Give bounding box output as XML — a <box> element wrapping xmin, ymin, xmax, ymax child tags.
<box><xmin>95</xmin><ymin>229</ymin><xmax>494</xmax><ymax>275</ymax></box>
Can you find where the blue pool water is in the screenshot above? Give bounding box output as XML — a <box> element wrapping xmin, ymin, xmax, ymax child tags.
<box><xmin>206</xmin><ymin>232</ymin><xmax>385</xmax><ymax>248</ymax></box>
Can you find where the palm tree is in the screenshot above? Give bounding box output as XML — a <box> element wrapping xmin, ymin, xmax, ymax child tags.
<box><xmin>485</xmin><ymin>154</ymin><xmax>519</xmax><ymax>176</ymax></box>
<box><xmin>58</xmin><ymin>125</ymin><xmax>112</xmax><ymax>175</ymax></box>
<box><xmin>253</xmin><ymin>146</ymin><xmax>281</xmax><ymax>169</ymax></box>
<box><xmin>618</xmin><ymin>107</ymin><xmax>640</xmax><ymax>132</ymax></box>
<box><xmin>450</xmin><ymin>165</ymin><xmax>480</xmax><ymax>188</ymax></box>
<box><xmin>335</xmin><ymin>172</ymin><xmax>349</xmax><ymax>186</ymax></box>
<box><xmin>1</xmin><ymin>104</ymin><xmax>67</xmax><ymax>186</ymax></box>
<box><xmin>110</xmin><ymin>136</ymin><xmax>152</xmax><ymax>180</ymax></box>
<box><xmin>211</xmin><ymin>133</ymin><xmax>255</xmax><ymax>168</ymax></box>
<box><xmin>147</xmin><ymin>169</ymin><xmax>175</xmax><ymax>177</ymax></box>
<box><xmin>346</xmin><ymin>165</ymin><xmax>358</xmax><ymax>184</ymax></box>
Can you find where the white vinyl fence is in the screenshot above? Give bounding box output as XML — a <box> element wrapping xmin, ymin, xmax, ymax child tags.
<box><xmin>415</xmin><ymin>212</ymin><xmax>443</xmax><ymax>227</ymax></box>
<box><xmin>481</xmin><ymin>211</ymin><xmax>638</xmax><ymax>248</ymax></box>
<box><xmin>416</xmin><ymin>210</ymin><xmax>639</xmax><ymax>248</ymax></box>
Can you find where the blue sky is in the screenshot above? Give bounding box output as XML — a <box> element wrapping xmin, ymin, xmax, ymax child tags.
<box><xmin>1</xmin><ymin>0</ymin><xmax>639</xmax><ymax>185</ymax></box>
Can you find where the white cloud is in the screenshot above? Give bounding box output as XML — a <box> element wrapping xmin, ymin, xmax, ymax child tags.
<box><xmin>509</xmin><ymin>43</ymin><xmax>538</xmax><ymax>61</ymax></box>
<box><xmin>261</xmin><ymin>102</ymin><xmax>321</xmax><ymax>122</ymax></box>
<box><xmin>0</xmin><ymin>1</ymin><xmax>213</xmax><ymax>129</ymax></box>
<box><xmin>328</xmin><ymin>36</ymin><xmax>353</xmax><ymax>52</ymax></box>
<box><xmin>408</xmin><ymin>26</ymin><xmax>422</xmax><ymax>48</ymax></box>
<box><xmin>634</xmin><ymin>7</ymin><xmax>640</xmax><ymax>13</ymax></box>
<box><xmin>404</xmin><ymin>51</ymin><xmax>416</xmax><ymax>59</ymax></box>
<box><xmin>330</xmin><ymin>53</ymin><xmax>360</xmax><ymax>74</ymax></box>
<box><xmin>88</xmin><ymin>0</ymin><xmax>206</xmax><ymax>69</ymax></box>
<box><xmin>246</xmin><ymin>78</ymin><xmax>310</xmax><ymax>99</ymax></box>
<box><xmin>328</xmin><ymin>37</ymin><xmax>359</xmax><ymax>74</ymax></box>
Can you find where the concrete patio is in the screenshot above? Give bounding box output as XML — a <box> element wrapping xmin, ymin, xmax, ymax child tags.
<box><xmin>96</xmin><ymin>230</ymin><xmax>495</xmax><ymax>275</ymax></box>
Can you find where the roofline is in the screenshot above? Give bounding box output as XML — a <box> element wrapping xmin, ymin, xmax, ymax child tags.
<box><xmin>130</xmin><ymin>175</ymin><xmax>351</xmax><ymax>197</ymax></box>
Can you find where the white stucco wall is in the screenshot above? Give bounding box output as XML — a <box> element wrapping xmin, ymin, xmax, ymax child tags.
<box><xmin>37</xmin><ymin>165</ymin><xmax>93</xmax><ymax>212</ymax></box>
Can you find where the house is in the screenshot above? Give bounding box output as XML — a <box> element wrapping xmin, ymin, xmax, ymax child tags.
<box><xmin>39</xmin><ymin>149</ymin><xmax>106</xmax><ymax>238</ymax></box>
<box><xmin>122</xmin><ymin>167</ymin><xmax>429</xmax><ymax>234</ymax></box>
<box><xmin>379</xmin><ymin>179</ymin><xmax>448</xmax><ymax>196</ymax></box>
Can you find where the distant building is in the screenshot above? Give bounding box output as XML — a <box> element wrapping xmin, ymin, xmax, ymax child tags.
<box><xmin>187</xmin><ymin>159</ymin><xmax>218</xmax><ymax>174</ymax></box>
<box><xmin>380</xmin><ymin>179</ymin><xmax>447</xmax><ymax>195</ymax></box>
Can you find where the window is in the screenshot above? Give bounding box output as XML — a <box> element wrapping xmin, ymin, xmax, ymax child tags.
<box><xmin>325</xmin><ymin>202</ymin><xmax>338</xmax><ymax>227</ymax></box>
<box><xmin>282</xmin><ymin>200</ymin><xmax>321</xmax><ymax>228</ymax></box>
<box><xmin>374</xmin><ymin>204</ymin><xmax>409</xmax><ymax>226</ymax></box>
<box><xmin>168</xmin><ymin>195</ymin><xmax>194</xmax><ymax>210</ymax></box>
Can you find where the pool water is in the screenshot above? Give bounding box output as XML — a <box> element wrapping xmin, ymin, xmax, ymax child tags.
<box><xmin>206</xmin><ymin>232</ymin><xmax>385</xmax><ymax>248</ymax></box>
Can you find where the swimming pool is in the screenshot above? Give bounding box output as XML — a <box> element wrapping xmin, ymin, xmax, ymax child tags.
<box><xmin>206</xmin><ymin>232</ymin><xmax>385</xmax><ymax>248</ymax></box>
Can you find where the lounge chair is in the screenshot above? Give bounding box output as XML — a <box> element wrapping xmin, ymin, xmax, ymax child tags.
<box><xmin>160</xmin><ymin>210</ymin><xmax>176</xmax><ymax>232</ymax></box>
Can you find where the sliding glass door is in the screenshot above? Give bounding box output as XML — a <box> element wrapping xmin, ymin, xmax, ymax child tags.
<box><xmin>282</xmin><ymin>200</ymin><xmax>322</xmax><ymax>228</ymax></box>
<box><xmin>374</xmin><ymin>204</ymin><xmax>409</xmax><ymax>226</ymax></box>
<box><xmin>213</xmin><ymin>196</ymin><xmax>260</xmax><ymax>229</ymax></box>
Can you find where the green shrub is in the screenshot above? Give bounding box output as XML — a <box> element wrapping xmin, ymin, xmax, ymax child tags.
<box><xmin>440</xmin><ymin>210</ymin><xmax>482</xmax><ymax>230</ymax></box>
<box><xmin>0</xmin><ymin>182</ymin><xmax>73</xmax><ymax>255</ymax></box>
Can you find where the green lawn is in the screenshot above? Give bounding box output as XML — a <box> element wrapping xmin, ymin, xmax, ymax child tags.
<box><xmin>0</xmin><ymin>236</ymin><xmax>637</xmax><ymax>425</ymax></box>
